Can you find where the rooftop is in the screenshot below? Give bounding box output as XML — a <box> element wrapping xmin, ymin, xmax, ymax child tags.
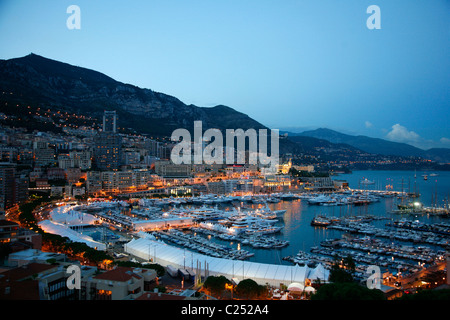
<box><xmin>0</xmin><ymin>220</ymin><xmax>19</xmax><ymax>227</ymax></box>
<box><xmin>0</xmin><ymin>279</ymin><xmax>41</xmax><ymax>300</ymax></box>
<box><xmin>0</xmin><ymin>263</ymin><xmax>57</xmax><ymax>282</ymax></box>
<box><xmin>93</xmin><ymin>266</ymin><xmax>148</xmax><ymax>282</ymax></box>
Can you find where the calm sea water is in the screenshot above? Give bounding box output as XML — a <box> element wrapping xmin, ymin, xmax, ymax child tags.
<box><xmin>212</xmin><ymin>170</ymin><xmax>450</xmax><ymax>265</ymax></box>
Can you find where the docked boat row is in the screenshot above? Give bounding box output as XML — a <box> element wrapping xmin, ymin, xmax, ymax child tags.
<box><xmin>310</xmin><ymin>246</ymin><xmax>422</xmax><ymax>275</ymax></box>
<box><xmin>306</xmin><ymin>192</ymin><xmax>382</xmax><ymax>206</ymax></box>
<box><xmin>327</xmin><ymin>219</ymin><xmax>450</xmax><ymax>248</ymax></box>
<box><xmin>191</xmin><ymin>226</ymin><xmax>289</xmax><ymax>250</ymax></box>
<box><xmin>161</xmin><ymin>204</ymin><xmax>284</xmax><ymax>227</ymax></box>
<box><xmin>386</xmin><ymin>219</ymin><xmax>450</xmax><ymax>237</ymax></box>
<box><xmin>72</xmin><ymin>198</ymin><xmax>290</xmax><ymax>252</ymax></box>
<box><xmin>89</xmin><ymin>208</ymin><xmax>135</xmax><ymax>231</ymax></box>
<box><xmin>310</xmin><ymin>214</ymin><xmax>387</xmax><ymax>227</ymax></box>
<box><xmin>137</xmin><ymin>192</ymin><xmax>297</xmax><ymax>207</ymax></box>
<box><xmin>242</xmin><ymin>236</ymin><xmax>289</xmax><ymax>249</ymax></box>
<box><xmin>154</xmin><ymin>229</ymin><xmax>255</xmax><ymax>260</ymax></box>
<box><xmin>392</xmin><ymin>201</ymin><xmax>450</xmax><ymax>216</ymax></box>
<box><xmin>77</xmin><ymin>200</ymin><xmax>131</xmax><ymax>211</ymax></box>
<box><xmin>337</xmin><ymin>237</ymin><xmax>443</xmax><ymax>264</ymax></box>
<box><xmin>284</xmin><ymin>235</ymin><xmax>446</xmax><ymax>281</ymax></box>
<box><xmin>132</xmin><ymin>189</ymin><xmax>417</xmax><ymax>211</ymax></box>
<box><xmin>282</xmin><ymin>250</ymin><xmax>321</xmax><ymax>268</ymax></box>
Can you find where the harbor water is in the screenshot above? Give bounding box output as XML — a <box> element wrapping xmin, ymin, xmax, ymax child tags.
<box><xmin>68</xmin><ymin>170</ymin><xmax>450</xmax><ymax>276</ymax></box>
<box><xmin>205</xmin><ymin>170</ymin><xmax>450</xmax><ymax>266</ymax></box>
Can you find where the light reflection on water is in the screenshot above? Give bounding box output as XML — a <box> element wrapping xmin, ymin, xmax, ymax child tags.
<box><xmin>207</xmin><ymin>170</ymin><xmax>450</xmax><ymax>265</ymax></box>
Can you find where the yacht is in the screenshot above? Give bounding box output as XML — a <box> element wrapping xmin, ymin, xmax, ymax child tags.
<box><xmin>249</xmin><ymin>204</ymin><xmax>285</xmax><ymax>219</ymax></box>
<box><xmin>311</xmin><ymin>215</ymin><xmax>332</xmax><ymax>227</ymax></box>
<box><xmin>228</xmin><ymin>214</ymin><xmax>274</xmax><ymax>227</ymax></box>
<box><xmin>267</xmin><ymin>197</ymin><xmax>280</xmax><ymax>203</ymax></box>
<box><xmin>187</xmin><ymin>205</ymin><xmax>227</xmax><ymax>221</ymax></box>
<box><xmin>429</xmin><ymin>173</ymin><xmax>438</xmax><ymax>177</ymax></box>
<box><xmin>279</xmin><ymin>192</ymin><xmax>297</xmax><ymax>200</ymax></box>
<box><xmin>307</xmin><ymin>194</ymin><xmax>335</xmax><ymax>205</ymax></box>
<box><xmin>246</xmin><ymin>224</ymin><xmax>283</xmax><ymax>235</ymax></box>
<box><xmin>360</xmin><ymin>178</ymin><xmax>375</xmax><ymax>185</ymax></box>
<box><xmin>251</xmin><ymin>196</ymin><xmax>267</xmax><ymax>204</ymax></box>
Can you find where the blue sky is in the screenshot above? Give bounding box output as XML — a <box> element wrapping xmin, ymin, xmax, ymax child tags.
<box><xmin>0</xmin><ymin>0</ymin><xmax>449</xmax><ymax>149</ymax></box>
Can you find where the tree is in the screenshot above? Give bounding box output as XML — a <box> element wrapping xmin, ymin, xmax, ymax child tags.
<box><xmin>203</xmin><ymin>276</ymin><xmax>231</xmax><ymax>298</ymax></box>
<box><xmin>234</xmin><ymin>279</ymin><xmax>268</xmax><ymax>299</ymax></box>
<box><xmin>328</xmin><ymin>262</ymin><xmax>354</xmax><ymax>283</ymax></box>
<box><xmin>342</xmin><ymin>255</ymin><xmax>356</xmax><ymax>272</ymax></box>
<box><xmin>398</xmin><ymin>289</ymin><xmax>450</xmax><ymax>300</ymax></box>
<box><xmin>116</xmin><ymin>260</ymin><xmax>165</xmax><ymax>277</ymax></box>
<box><xmin>311</xmin><ymin>282</ymin><xmax>386</xmax><ymax>300</ymax></box>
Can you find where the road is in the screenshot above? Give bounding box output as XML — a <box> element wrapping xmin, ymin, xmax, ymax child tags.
<box><xmin>397</xmin><ymin>261</ymin><xmax>447</xmax><ymax>289</ymax></box>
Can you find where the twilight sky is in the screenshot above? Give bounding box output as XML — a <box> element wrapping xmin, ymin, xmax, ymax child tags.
<box><xmin>0</xmin><ymin>0</ymin><xmax>449</xmax><ymax>149</ymax></box>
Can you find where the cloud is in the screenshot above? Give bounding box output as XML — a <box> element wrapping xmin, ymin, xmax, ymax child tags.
<box><xmin>440</xmin><ymin>137</ymin><xmax>450</xmax><ymax>146</ymax></box>
<box><xmin>386</xmin><ymin>124</ymin><xmax>421</xmax><ymax>144</ymax></box>
<box><xmin>385</xmin><ymin>124</ymin><xmax>450</xmax><ymax>149</ymax></box>
<box><xmin>365</xmin><ymin>121</ymin><xmax>373</xmax><ymax>128</ymax></box>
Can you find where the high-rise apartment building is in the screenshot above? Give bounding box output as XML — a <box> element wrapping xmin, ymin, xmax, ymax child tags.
<box><xmin>33</xmin><ymin>141</ymin><xmax>56</xmax><ymax>167</ymax></box>
<box><xmin>102</xmin><ymin>110</ymin><xmax>117</xmax><ymax>133</ymax></box>
<box><xmin>93</xmin><ymin>111</ymin><xmax>122</xmax><ymax>171</ymax></box>
<box><xmin>0</xmin><ymin>163</ymin><xmax>29</xmax><ymax>215</ymax></box>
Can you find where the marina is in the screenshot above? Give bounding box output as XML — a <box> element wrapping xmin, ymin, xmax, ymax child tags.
<box><xmin>153</xmin><ymin>229</ymin><xmax>255</xmax><ymax>260</ymax></box>
<box><xmin>2</xmin><ymin>1</ymin><xmax>448</xmax><ymax>303</ymax></box>
<box><xmin>283</xmin><ymin>234</ymin><xmax>447</xmax><ymax>282</ymax></box>
<box><xmin>45</xmin><ymin>170</ymin><xmax>450</xmax><ymax>285</ymax></box>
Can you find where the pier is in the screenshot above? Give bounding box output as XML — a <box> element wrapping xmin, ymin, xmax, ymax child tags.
<box><xmin>349</xmin><ymin>189</ymin><xmax>408</xmax><ymax>196</ymax></box>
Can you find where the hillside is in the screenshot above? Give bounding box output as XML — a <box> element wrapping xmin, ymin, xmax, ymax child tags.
<box><xmin>1</xmin><ymin>54</ymin><xmax>447</xmax><ymax>163</ymax></box>
<box><xmin>0</xmin><ymin>53</ymin><xmax>267</xmax><ymax>137</ymax></box>
<box><xmin>294</xmin><ymin>128</ymin><xmax>450</xmax><ymax>163</ymax></box>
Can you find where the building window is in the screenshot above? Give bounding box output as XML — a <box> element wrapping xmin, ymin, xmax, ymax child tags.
<box><xmin>96</xmin><ymin>289</ymin><xmax>112</xmax><ymax>300</ymax></box>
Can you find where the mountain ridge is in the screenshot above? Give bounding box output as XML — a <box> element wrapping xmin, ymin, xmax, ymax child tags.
<box><xmin>1</xmin><ymin>53</ymin><xmax>448</xmax><ymax>162</ymax></box>
<box><xmin>0</xmin><ymin>53</ymin><xmax>267</xmax><ymax>135</ymax></box>
<box><xmin>0</xmin><ymin>53</ymin><xmax>301</xmax><ymax>154</ymax></box>
<box><xmin>288</xmin><ymin>128</ymin><xmax>450</xmax><ymax>163</ymax></box>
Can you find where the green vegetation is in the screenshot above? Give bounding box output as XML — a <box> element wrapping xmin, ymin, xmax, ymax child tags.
<box><xmin>203</xmin><ymin>275</ymin><xmax>231</xmax><ymax>297</ymax></box>
<box><xmin>311</xmin><ymin>282</ymin><xmax>386</xmax><ymax>300</ymax></box>
<box><xmin>328</xmin><ymin>256</ymin><xmax>355</xmax><ymax>283</ymax></box>
<box><xmin>312</xmin><ymin>255</ymin><xmax>385</xmax><ymax>300</ymax></box>
<box><xmin>41</xmin><ymin>232</ymin><xmax>113</xmax><ymax>265</ymax></box>
<box><xmin>18</xmin><ymin>194</ymin><xmax>54</xmax><ymax>231</ymax></box>
<box><xmin>202</xmin><ymin>276</ymin><xmax>269</xmax><ymax>299</ymax></box>
<box><xmin>234</xmin><ymin>279</ymin><xmax>268</xmax><ymax>299</ymax></box>
<box><xmin>342</xmin><ymin>255</ymin><xmax>356</xmax><ymax>271</ymax></box>
<box><xmin>328</xmin><ymin>266</ymin><xmax>354</xmax><ymax>283</ymax></box>
<box><xmin>16</xmin><ymin>196</ymin><xmax>114</xmax><ymax>266</ymax></box>
<box><xmin>115</xmin><ymin>260</ymin><xmax>165</xmax><ymax>277</ymax></box>
<box><xmin>398</xmin><ymin>289</ymin><xmax>450</xmax><ymax>300</ymax></box>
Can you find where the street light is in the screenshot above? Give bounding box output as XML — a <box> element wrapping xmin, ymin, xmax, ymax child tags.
<box><xmin>225</xmin><ymin>283</ymin><xmax>234</xmax><ymax>300</ymax></box>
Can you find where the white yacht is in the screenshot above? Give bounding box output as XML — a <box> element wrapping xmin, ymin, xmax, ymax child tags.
<box><xmin>251</xmin><ymin>204</ymin><xmax>285</xmax><ymax>218</ymax></box>
<box><xmin>360</xmin><ymin>178</ymin><xmax>375</xmax><ymax>185</ymax></box>
<box><xmin>307</xmin><ymin>194</ymin><xmax>335</xmax><ymax>205</ymax></box>
<box><xmin>429</xmin><ymin>173</ymin><xmax>438</xmax><ymax>177</ymax></box>
<box><xmin>187</xmin><ymin>205</ymin><xmax>227</xmax><ymax>221</ymax></box>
